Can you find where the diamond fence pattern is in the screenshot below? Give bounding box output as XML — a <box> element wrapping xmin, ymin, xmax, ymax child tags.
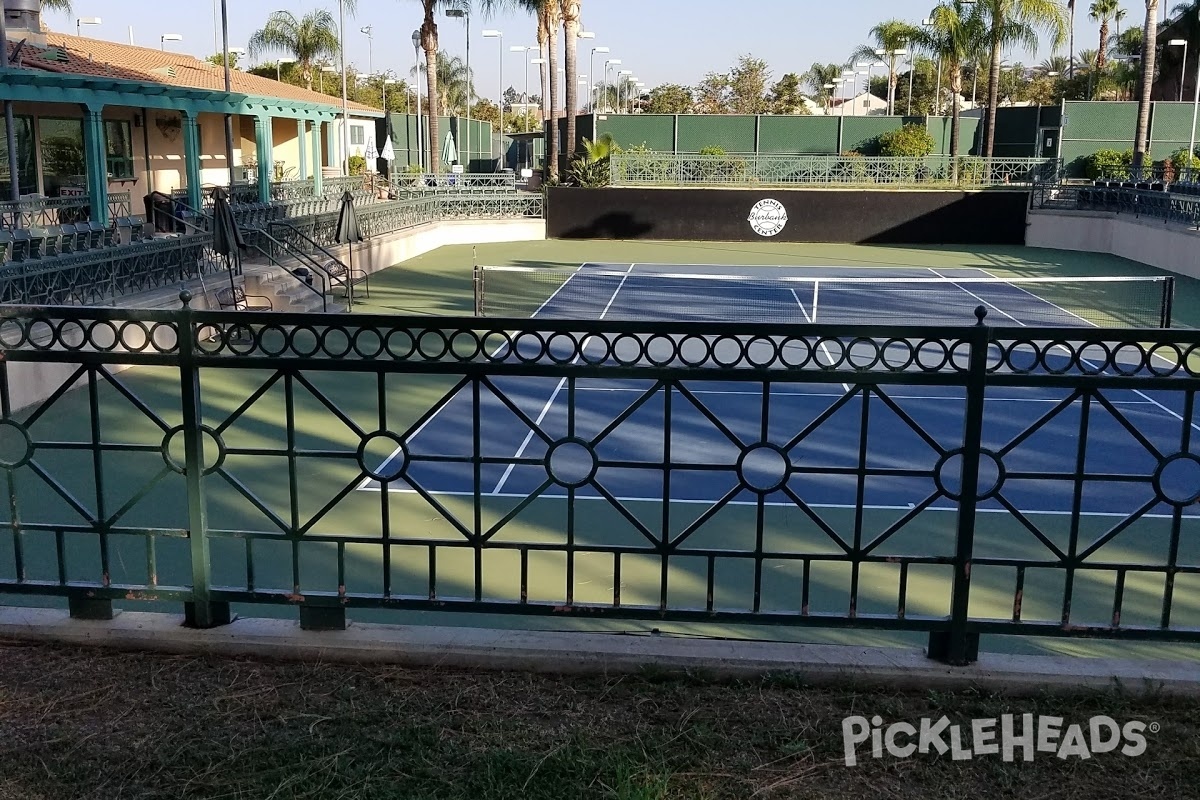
<box><xmin>1</xmin><ymin>302</ymin><xmax>1199</xmax><ymax>663</ymax></box>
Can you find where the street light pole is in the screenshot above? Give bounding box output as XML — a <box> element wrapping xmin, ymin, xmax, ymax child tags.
<box><xmin>591</xmin><ymin>47</ymin><xmax>610</xmax><ymax>111</ymax></box>
<box><xmin>1169</xmin><ymin>40</ymin><xmax>1189</xmax><ymax>102</ymax></box>
<box><xmin>219</xmin><ymin>1</ymin><xmax>236</xmax><ymax>190</ymax></box>
<box><xmin>484</xmin><ymin>31</ymin><xmax>503</xmax><ymax>161</ymax></box>
<box><xmin>339</xmin><ymin>0</ymin><xmax>350</xmax><ymax>177</ymax></box>
<box><xmin>1188</xmin><ymin>47</ymin><xmax>1200</xmax><ymax>180</ymax></box>
<box><xmin>361</xmin><ymin>26</ymin><xmax>373</xmax><ymax>74</ymax></box>
<box><xmin>413</xmin><ymin>30</ymin><xmax>424</xmax><ymax>171</ymax></box>
<box><xmin>446</xmin><ymin>4</ymin><xmax>471</xmax><ymax>169</ymax></box>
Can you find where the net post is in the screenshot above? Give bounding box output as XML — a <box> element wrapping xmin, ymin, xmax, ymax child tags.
<box><xmin>1163</xmin><ymin>277</ymin><xmax>1175</xmax><ymax>328</ymax></box>
<box><xmin>473</xmin><ymin>264</ymin><xmax>483</xmax><ymax>316</ymax></box>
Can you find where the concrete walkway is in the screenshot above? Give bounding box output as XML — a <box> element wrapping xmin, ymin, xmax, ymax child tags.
<box><xmin>1</xmin><ymin>607</ymin><xmax>1195</xmax><ymax>696</ymax></box>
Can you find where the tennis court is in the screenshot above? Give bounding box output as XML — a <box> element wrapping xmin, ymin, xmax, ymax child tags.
<box><xmin>366</xmin><ymin>262</ymin><xmax>1193</xmax><ymax>528</ymax></box>
<box><xmin>4</xmin><ymin>246</ymin><xmax>1199</xmax><ymax>659</ymax></box>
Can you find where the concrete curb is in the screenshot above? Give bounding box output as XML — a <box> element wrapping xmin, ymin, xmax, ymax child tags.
<box><xmin>1</xmin><ymin>608</ymin><xmax>1196</xmax><ymax>696</ymax></box>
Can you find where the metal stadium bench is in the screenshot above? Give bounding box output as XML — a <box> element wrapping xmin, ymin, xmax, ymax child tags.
<box><xmin>215</xmin><ymin>286</ymin><xmax>273</xmax><ymax>312</ymax></box>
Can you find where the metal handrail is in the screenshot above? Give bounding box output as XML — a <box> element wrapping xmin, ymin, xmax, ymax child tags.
<box><xmin>244</xmin><ymin>230</ymin><xmax>328</xmax><ymax>312</ymax></box>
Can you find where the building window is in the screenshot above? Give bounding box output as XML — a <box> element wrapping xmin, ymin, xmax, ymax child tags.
<box><xmin>105</xmin><ymin>120</ymin><xmax>135</xmax><ymax>179</ymax></box>
<box><xmin>350</xmin><ymin>125</ymin><xmax>365</xmax><ymax>145</ymax></box>
<box><xmin>0</xmin><ymin>115</ymin><xmax>36</xmax><ymax>197</ymax></box>
<box><xmin>39</xmin><ymin>117</ymin><xmax>86</xmax><ymax>196</ymax></box>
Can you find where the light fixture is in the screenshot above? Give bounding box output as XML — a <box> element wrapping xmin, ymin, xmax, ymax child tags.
<box><xmin>76</xmin><ymin>17</ymin><xmax>101</xmax><ymax>38</ymax></box>
<box><xmin>578</xmin><ymin>31</ymin><xmax>595</xmax><ymax>39</ymax></box>
<box><xmin>160</xmin><ymin>33</ymin><xmax>182</xmax><ymax>50</ymax></box>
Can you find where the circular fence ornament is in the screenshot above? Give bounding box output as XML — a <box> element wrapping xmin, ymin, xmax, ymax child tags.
<box><xmin>748</xmin><ymin>199</ymin><xmax>788</xmax><ymax>237</ymax></box>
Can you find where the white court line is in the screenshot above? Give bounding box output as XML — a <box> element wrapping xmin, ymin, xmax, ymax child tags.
<box><xmin>488</xmin><ymin>263</ymin><xmax>637</xmax><ymax>495</ymax></box>
<box><xmin>377</xmin><ymin>486</ymin><xmax>1193</xmax><ymax>520</ymax></box>
<box><xmin>791</xmin><ymin>287</ymin><xmax>850</xmax><ymax>391</ymax></box>
<box><xmin>951</xmin><ymin>267</ymin><xmax>1200</xmax><ymax>432</ymax></box>
<box><xmin>354</xmin><ymin>263</ymin><xmax>593</xmax><ymax>493</ymax></box>
<box><xmin>569</xmin><ymin>386</ymin><xmax>1153</xmax><ymax>403</ymax></box>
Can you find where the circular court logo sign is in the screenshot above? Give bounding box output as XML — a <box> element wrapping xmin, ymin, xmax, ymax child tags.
<box><xmin>748</xmin><ymin>199</ymin><xmax>788</xmax><ymax>237</ymax></box>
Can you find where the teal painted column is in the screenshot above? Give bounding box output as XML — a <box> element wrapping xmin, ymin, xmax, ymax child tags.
<box><xmin>297</xmin><ymin>119</ymin><xmax>307</xmax><ymax>181</ymax></box>
<box><xmin>311</xmin><ymin>121</ymin><xmax>323</xmax><ymax>195</ymax></box>
<box><xmin>181</xmin><ymin>111</ymin><xmax>202</xmax><ymax>209</ymax></box>
<box><xmin>81</xmin><ymin>106</ymin><xmax>109</xmax><ymax>225</ymax></box>
<box><xmin>324</xmin><ymin>121</ymin><xmax>336</xmax><ymax>174</ymax></box>
<box><xmin>254</xmin><ymin>116</ymin><xmax>273</xmax><ymax>203</ymax></box>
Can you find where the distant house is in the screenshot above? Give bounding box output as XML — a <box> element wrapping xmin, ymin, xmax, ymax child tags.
<box><xmin>830</xmin><ymin>92</ymin><xmax>889</xmax><ymax>117</ymax></box>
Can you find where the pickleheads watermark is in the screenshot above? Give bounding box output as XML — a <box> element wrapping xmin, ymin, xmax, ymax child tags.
<box><xmin>842</xmin><ymin>715</ymin><xmax>1156</xmax><ymax>766</ymax></box>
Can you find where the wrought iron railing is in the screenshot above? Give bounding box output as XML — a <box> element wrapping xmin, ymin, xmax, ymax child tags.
<box><xmin>1031</xmin><ymin>182</ymin><xmax>1200</xmax><ymax>228</ymax></box>
<box><xmin>279</xmin><ymin>194</ymin><xmax>543</xmax><ymax>253</ymax></box>
<box><xmin>387</xmin><ymin>173</ymin><xmax>519</xmax><ymax>196</ymax></box>
<box><xmin>0</xmin><ymin>192</ymin><xmax>132</xmax><ymax>230</ymax></box>
<box><xmin>269</xmin><ymin>180</ymin><xmax>318</xmax><ymax>202</ymax></box>
<box><xmin>610</xmin><ymin>153</ymin><xmax>1063</xmax><ymax>188</ymax></box>
<box><xmin>0</xmin><ymin>234</ymin><xmax>228</xmax><ymax>305</ymax></box>
<box><xmin>0</xmin><ymin>305</ymin><xmax>1197</xmax><ymax>663</ymax></box>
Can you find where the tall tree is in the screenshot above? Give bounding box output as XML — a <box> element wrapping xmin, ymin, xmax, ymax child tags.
<box><xmin>518</xmin><ymin>0</ymin><xmax>561</xmax><ymax>179</ymax></box>
<box><xmin>647</xmin><ymin>84</ymin><xmax>694</xmax><ymax>114</ymax></box>
<box><xmin>802</xmin><ymin>63</ymin><xmax>843</xmax><ymax>111</ymax></box>
<box><xmin>852</xmin><ymin>19</ymin><xmax>922</xmax><ymax>115</ymax></box>
<box><xmin>728</xmin><ymin>55</ymin><xmax>771</xmax><ymax>113</ymax></box>
<box><xmin>247</xmin><ymin>10</ymin><xmax>341</xmax><ymax>90</ymax></box>
<box><xmin>1090</xmin><ymin>0</ymin><xmax>1120</xmax><ymax>69</ymax></box>
<box><xmin>562</xmin><ymin>0</ymin><xmax>582</xmax><ymax>174</ymax></box>
<box><xmin>979</xmin><ymin>0</ymin><xmax>1068</xmax><ymax>157</ymax></box>
<box><xmin>1133</xmin><ymin>0</ymin><xmax>1160</xmax><ymax>173</ymax></box>
<box><xmin>693</xmin><ymin>72</ymin><xmax>731</xmax><ymax>114</ymax></box>
<box><xmin>917</xmin><ymin>0</ymin><xmax>988</xmax><ymax>172</ymax></box>
<box><xmin>768</xmin><ymin>73</ymin><xmax>807</xmax><ymax>114</ymax></box>
<box><xmin>407</xmin><ymin>1</ymin><xmax>503</xmax><ymax>174</ymax></box>
<box><xmin>1068</xmin><ymin>0</ymin><xmax>1076</xmax><ymax>77</ymax></box>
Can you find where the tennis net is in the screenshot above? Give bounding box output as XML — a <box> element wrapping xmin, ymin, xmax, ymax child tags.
<box><xmin>473</xmin><ymin>266</ymin><xmax>1175</xmax><ymax>328</ymax></box>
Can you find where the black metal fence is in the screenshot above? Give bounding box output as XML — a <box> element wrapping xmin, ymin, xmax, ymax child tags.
<box><xmin>1032</xmin><ymin>182</ymin><xmax>1200</xmax><ymax>228</ymax></box>
<box><xmin>1</xmin><ymin>300</ymin><xmax>1198</xmax><ymax>664</ymax></box>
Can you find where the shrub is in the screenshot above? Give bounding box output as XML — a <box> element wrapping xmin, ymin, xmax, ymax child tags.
<box><xmin>348</xmin><ymin>155</ymin><xmax>367</xmax><ymax>176</ymax></box>
<box><xmin>836</xmin><ymin>151</ymin><xmax>869</xmax><ymax>182</ymax></box>
<box><xmin>876</xmin><ymin>124</ymin><xmax>935</xmax><ymax>158</ymax></box>
<box><xmin>1084</xmin><ymin>149</ymin><xmax>1134</xmax><ymax>180</ymax></box>
<box><xmin>613</xmin><ymin>143</ymin><xmax>675</xmax><ymax>184</ymax></box>
<box><xmin>695</xmin><ymin>145</ymin><xmax>748</xmax><ymax>183</ymax></box>
<box><xmin>1167</xmin><ymin>148</ymin><xmax>1200</xmax><ymax>182</ymax></box>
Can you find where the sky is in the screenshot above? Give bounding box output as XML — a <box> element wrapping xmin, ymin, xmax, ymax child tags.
<box><xmin>42</xmin><ymin>0</ymin><xmax>1150</xmax><ymax>101</ymax></box>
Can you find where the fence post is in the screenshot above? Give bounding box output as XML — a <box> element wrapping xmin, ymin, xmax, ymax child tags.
<box><xmin>178</xmin><ymin>290</ymin><xmax>230</xmax><ymax>628</ymax></box>
<box><xmin>929</xmin><ymin>308</ymin><xmax>988</xmax><ymax>665</ymax></box>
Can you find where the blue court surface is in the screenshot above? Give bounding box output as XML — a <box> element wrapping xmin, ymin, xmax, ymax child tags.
<box><xmin>359</xmin><ymin>263</ymin><xmax>1197</xmax><ymax>529</ymax></box>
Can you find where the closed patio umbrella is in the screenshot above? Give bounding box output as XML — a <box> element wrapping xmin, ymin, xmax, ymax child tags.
<box><xmin>334</xmin><ymin>190</ymin><xmax>363</xmax><ymax>306</ymax></box>
<box><xmin>210</xmin><ymin>186</ymin><xmax>245</xmax><ymax>294</ymax></box>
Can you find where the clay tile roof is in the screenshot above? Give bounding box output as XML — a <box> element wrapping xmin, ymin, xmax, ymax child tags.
<box><xmin>5</xmin><ymin>31</ymin><xmax>379</xmax><ymax>115</ymax></box>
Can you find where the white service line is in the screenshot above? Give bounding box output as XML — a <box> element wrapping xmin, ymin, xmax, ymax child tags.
<box><xmin>380</xmin><ymin>485</ymin><xmax>1192</xmax><ymax>520</ymax></box>
<box><xmin>489</xmin><ymin>263</ymin><xmax>637</xmax><ymax>495</ymax></box>
<box><xmin>933</xmin><ymin>267</ymin><xmax>1199</xmax><ymax>432</ymax></box>
<box><xmin>791</xmin><ymin>287</ymin><xmax>850</xmax><ymax>391</ymax></box>
<box><xmin>568</xmin><ymin>386</ymin><xmax>1153</xmax><ymax>403</ymax></box>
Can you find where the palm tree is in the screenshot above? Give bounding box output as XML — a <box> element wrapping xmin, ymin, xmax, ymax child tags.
<box><xmin>518</xmin><ymin>0</ymin><xmax>562</xmax><ymax>179</ymax></box>
<box><xmin>851</xmin><ymin>20</ymin><xmax>922</xmax><ymax>115</ymax></box>
<box><xmin>918</xmin><ymin>1</ymin><xmax>988</xmax><ymax>172</ymax></box>
<box><xmin>408</xmin><ymin>1</ymin><xmax>504</xmax><ymax>174</ymax></box>
<box><xmin>1090</xmin><ymin>0</ymin><xmax>1120</xmax><ymax>69</ymax></box>
<box><xmin>414</xmin><ymin>51</ymin><xmax>474</xmax><ymax>116</ymax></box>
<box><xmin>42</xmin><ymin>0</ymin><xmax>74</xmax><ymax>9</ymax></box>
<box><xmin>1038</xmin><ymin>54</ymin><xmax>1072</xmax><ymax>74</ymax></box>
<box><xmin>1068</xmin><ymin>0</ymin><xmax>1076</xmax><ymax>78</ymax></box>
<box><xmin>1133</xmin><ymin>0</ymin><xmax>1160</xmax><ymax>174</ymax></box>
<box><xmin>979</xmin><ymin>0</ymin><xmax>1068</xmax><ymax>158</ymax></box>
<box><xmin>562</xmin><ymin>0</ymin><xmax>582</xmax><ymax>176</ymax></box>
<box><xmin>248</xmin><ymin>10</ymin><xmax>341</xmax><ymax>91</ymax></box>
<box><xmin>802</xmin><ymin>62</ymin><xmax>843</xmax><ymax>110</ymax></box>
